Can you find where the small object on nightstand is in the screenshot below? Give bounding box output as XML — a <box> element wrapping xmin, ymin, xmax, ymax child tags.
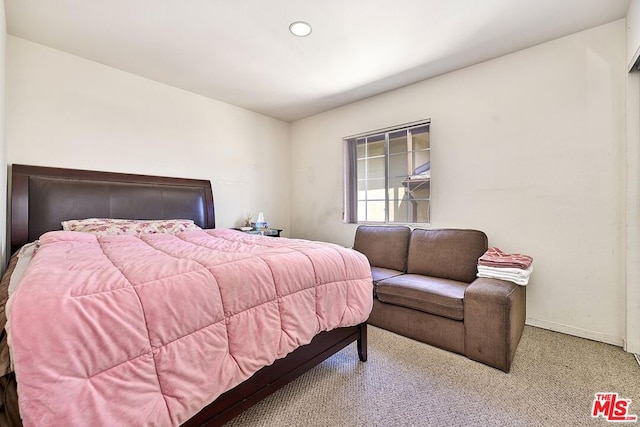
<box><xmin>255</xmin><ymin>212</ymin><xmax>268</xmax><ymax>230</ymax></box>
<box><xmin>233</xmin><ymin>227</ymin><xmax>283</xmax><ymax>237</ymax></box>
<box><xmin>242</xmin><ymin>212</ymin><xmax>253</xmax><ymax>228</ymax></box>
<box><xmin>261</xmin><ymin>228</ymin><xmax>282</xmax><ymax>237</ymax></box>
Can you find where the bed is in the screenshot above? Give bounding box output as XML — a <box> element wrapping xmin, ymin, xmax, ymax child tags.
<box><xmin>1</xmin><ymin>164</ymin><xmax>372</xmax><ymax>426</ymax></box>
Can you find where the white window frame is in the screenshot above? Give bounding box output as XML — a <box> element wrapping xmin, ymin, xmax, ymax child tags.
<box><xmin>343</xmin><ymin>119</ymin><xmax>431</xmax><ymax>225</ymax></box>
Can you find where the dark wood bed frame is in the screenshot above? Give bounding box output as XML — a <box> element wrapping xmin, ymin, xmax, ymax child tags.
<box><xmin>9</xmin><ymin>164</ymin><xmax>368</xmax><ymax>427</ymax></box>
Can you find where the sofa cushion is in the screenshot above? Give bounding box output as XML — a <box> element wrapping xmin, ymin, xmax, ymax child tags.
<box><xmin>371</xmin><ymin>267</ymin><xmax>404</xmax><ymax>298</ymax></box>
<box><xmin>371</xmin><ymin>267</ymin><xmax>404</xmax><ymax>284</ymax></box>
<box><xmin>407</xmin><ymin>229</ymin><xmax>488</xmax><ymax>283</ymax></box>
<box><xmin>376</xmin><ymin>274</ymin><xmax>468</xmax><ymax>321</ymax></box>
<box><xmin>353</xmin><ymin>225</ymin><xmax>411</xmax><ymax>272</ymax></box>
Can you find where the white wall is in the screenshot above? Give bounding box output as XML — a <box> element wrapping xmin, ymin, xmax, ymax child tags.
<box><xmin>6</xmin><ymin>36</ymin><xmax>291</xmax><ymax>234</ymax></box>
<box><xmin>625</xmin><ymin>0</ymin><xmax>640</xmax><ymax>353</ymax></box>
<box><xmin>4</xmin><ymin>17</ymin><xmax>631</xmax><ymax>348</ymax></box>
<box><xmin>625</xmin><ymin>72</ymin><xmax>640</xmax><ymax>354</ymax></box>
<box><xmin>291</xmin><ymin>21</ymin><xmax>627</xmax><ymax>345</ymax></box>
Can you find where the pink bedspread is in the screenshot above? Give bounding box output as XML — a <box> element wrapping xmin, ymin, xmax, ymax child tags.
<box><xmin>6</xmin><ymin>229</ymin><xmax>373</xmax><ymax>426</ymax></box>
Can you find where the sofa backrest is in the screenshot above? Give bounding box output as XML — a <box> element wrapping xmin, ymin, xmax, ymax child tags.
<box><xmin>353</xmin><ymin>225</ymin><xmax>411</xmax><ymax>272</ymax></box>
<box><xmin>407</xmin><ymin>229</ymin><xmax>488</xmax><ymax>283</ymax></box>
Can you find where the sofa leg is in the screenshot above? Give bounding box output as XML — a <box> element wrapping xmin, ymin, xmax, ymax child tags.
<box><xmin>357</xmin><ymin>323</ymin><xmax>368</xmax><ymax>362</ymax></box>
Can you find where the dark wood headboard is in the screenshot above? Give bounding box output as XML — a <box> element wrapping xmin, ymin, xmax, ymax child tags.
<box><xmin>10</xmin><ymin>164</ymin><xmax>215</xmax><ymax>253</ymax></box>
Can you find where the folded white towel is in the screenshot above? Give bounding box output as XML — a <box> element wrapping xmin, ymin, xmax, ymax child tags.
<box><xmin>477</xmin><ymin>272</ymin><xmax>530</xmax><ymax>285</ymax></box>
<box><xmin>477</xmin><ymin>264</ymin><xmax>533</xmax><ymax>278</ymax></box>
<box><xmin>476</xmin><ymin>264</ymin><xmax>533</xmax><ymax>286</ymax></box>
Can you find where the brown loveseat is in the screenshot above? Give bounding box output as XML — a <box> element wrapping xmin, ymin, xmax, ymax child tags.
<box><xmin>353</xmin><ymin>225</ymin><xmax>526</xmax><ymax>372</ymax></box>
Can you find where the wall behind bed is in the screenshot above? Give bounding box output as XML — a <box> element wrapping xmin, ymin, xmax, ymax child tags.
<box><xmin>5</xmin><ymin>36</ymin><xmax>291</xmax><ymax>237</ymax></box>
<box><xmin>290</xmin><ymin>21</ymin><xmax>627</xmax><ymax>348</ymax></box>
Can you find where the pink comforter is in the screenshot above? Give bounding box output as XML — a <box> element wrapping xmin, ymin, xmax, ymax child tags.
<box><xmin>6</xmin><ymin>229</ymin><xmax>373</xmax><ymax>426</ymax></box>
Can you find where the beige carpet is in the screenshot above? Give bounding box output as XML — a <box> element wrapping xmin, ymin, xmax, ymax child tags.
<box><xmin>225</xmin><ymin>326</ymin><xmax>640</xmax><ymax>426</ymax></box>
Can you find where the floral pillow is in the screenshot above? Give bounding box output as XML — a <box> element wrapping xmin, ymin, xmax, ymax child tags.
<box><xmin>61</xmin><ymin>218</ymin><xmax>201</xmax><ymax>236</ymax></box>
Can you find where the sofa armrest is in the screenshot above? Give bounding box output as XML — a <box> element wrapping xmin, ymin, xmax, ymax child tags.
<box><xmin>463</xmin><ymin>277</ymin><xmax>526</xmax><ymax>372</ymax></box>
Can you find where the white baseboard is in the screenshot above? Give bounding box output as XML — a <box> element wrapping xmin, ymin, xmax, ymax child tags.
<box><xmin>526</xmin><ymin>317</ymin><xmax>625</xmax><ymax>347</ymax></box>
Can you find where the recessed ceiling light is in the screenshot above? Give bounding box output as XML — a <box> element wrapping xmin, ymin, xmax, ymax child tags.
<box><xmin>289</xmin><ymin>21</ymin><xmax>312</xmax><ymax>37</ymax></box>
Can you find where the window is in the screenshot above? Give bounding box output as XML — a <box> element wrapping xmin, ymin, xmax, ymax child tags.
<box><xmin>344</xmin><ymin>120</ymin><xmax>430</xmax><ymax>224</ymax></box>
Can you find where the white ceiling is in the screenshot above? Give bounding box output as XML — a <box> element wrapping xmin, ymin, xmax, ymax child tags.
<box><xmin>5</xmin><ymin>0</ymin><xmax>632</xmax><ymax>122</ymax></box>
